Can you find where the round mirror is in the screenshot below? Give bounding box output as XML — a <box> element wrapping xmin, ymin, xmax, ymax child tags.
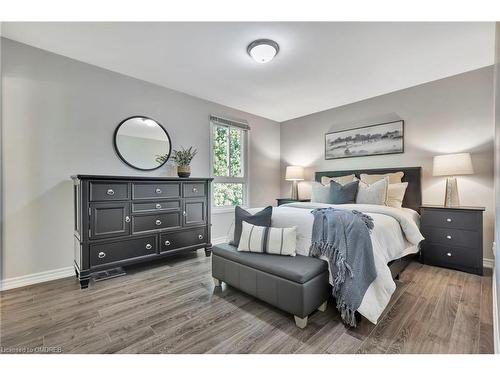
<box><xmin>114</xmin><ymin>116</ymin><xmax>172</xmax><ymax>170</ymax></box>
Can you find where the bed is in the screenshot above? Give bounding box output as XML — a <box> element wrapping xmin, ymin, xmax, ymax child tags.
<box><xmin>315</xmin><ymin>166</ymin><xmax>423</xmax><ymax>280</ymax></box>
<box><xmin>244</xmin><ymin>167</ymin><xmax>424</xmax><ymax>325</ymax></box>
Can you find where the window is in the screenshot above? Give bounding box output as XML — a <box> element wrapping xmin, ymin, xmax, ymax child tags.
<box><xmin>210</xmin><ymin>115</ymin><xmax>249</xmax><ymax>209</ymax></box>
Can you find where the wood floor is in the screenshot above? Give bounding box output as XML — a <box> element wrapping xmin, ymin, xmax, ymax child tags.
<box><xmin>0</xmin><ymin>250</ymin><xmax>494</xmax><ymax>354</ymax></box>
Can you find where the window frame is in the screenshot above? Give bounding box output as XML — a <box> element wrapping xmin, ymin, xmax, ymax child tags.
<box><xmin>209</xmin><ymin>118</ymin><xmax>249</xmax><ymax>212</ymax></box>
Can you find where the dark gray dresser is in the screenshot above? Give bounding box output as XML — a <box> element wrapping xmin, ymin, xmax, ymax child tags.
<box><xmin>420</xmin><ymin>205</ymin><xmax>485</xmax><ymax>275</ymax></box>
<box><xmin>72</xmin><ymin>175</ymin><xmax>213</xmax><ymax>288</ymax></box>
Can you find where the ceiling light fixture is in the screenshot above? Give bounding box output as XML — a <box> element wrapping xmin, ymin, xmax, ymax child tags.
<box><xmin>247</xmin><ymin>39</ymin><xmax>279</xmax><ymax>64</ymax></box>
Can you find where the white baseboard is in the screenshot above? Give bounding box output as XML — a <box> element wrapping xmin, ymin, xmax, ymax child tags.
<box><xmin>0</xmin><ymin>266</ymin><xmax>75</xmax><ymax>291</ymax></box>
<box><xmin>484</xmin><ymin>258</ymin><xmax>495</xmax><ymax>269</ymax></box>
<box><xmin>212</xmin><ymin>236</ymin><xmax>227</xmax><ymax>246</ymax></box>
<box><xmin>493</xmin><ymin>267</ymin><xmax>499</xmax><ymax>354</ymax></box>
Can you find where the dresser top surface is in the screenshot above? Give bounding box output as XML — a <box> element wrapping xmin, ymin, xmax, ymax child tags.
<box><xmin>420</xmin><ymin>205</ymin><xmax>485</xmax><ymax>211</ymax></box>
<box><xmin>71</xmin><ymin>174</ymin><xmax>213</xmax><ymax>182</ymax></box>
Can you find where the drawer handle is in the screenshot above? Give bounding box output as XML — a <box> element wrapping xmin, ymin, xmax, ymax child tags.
<box><xmin>155</xmin><ymin>219</ymin><xmax>162</xmax><ymax>226</ymax></box>
<box><xmin>156</xmin><ymin>203</ymin><xmax>162</xmax><ymax>209</ymax></box>
<box><xmin>146</xmin><ymin>243</ymin><xmax>152</xmax><ymax>250</ymax></box>
<box><xmin>155</xmin><ymin>188</ymin><xmax>162</xmax><ymax>194</ymax></box>
<box><xmin>446</xmin><ymin>235</ymin><xmax>452</xmax><ymax>240</ymax></box>
<box><xmin>192</xmin><ymin>187</ymin><xmax>198</xmax><ymax>193</ymax></box>
<box><xmin>165</xmin><ymin>240</ymin><xmax>171</xmax><ymax>246</ymax></box>
<box><xmin>106</xmin><ymin>189</ymin><xmax>115</xmax><ymax>196</ymax></box>
<box><xmin>98</xmin><ymin>251</ymin><xmax>106</xmax><ymax>259</ymax></box>
<box><xmin>446</xmin><ymin>252</ymin><xmax>452</xmax><ymax>257</ymax></box>
<box><xmin>446</xmin><ymin>218</ymin><xmax>452</xmax><ymax>223</ymax></box>
<box><xmin>198</xmin><ymin>234</ymin><xmax>203</xmax><ymax>240</ymax></box>
<box><xmin>125</xmin><ymin>216</ymin><xmax>130</xmax><ymax>223</ymax></box>
<box><xmin>183</xmin><ymin>211</ymin><xmax>187</xmax><ymax>216</ymax></box>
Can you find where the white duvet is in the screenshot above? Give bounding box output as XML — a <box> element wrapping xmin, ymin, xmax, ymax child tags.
<box><xmin>237</xmin><ymin>203</ymin><xmax>424</xmax><ymax>324</ymax></box>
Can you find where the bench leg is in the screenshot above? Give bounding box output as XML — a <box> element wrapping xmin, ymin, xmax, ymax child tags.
<box><xmin>294</xmin><ymin>315</ymin><xmax>308</xmax><ymax>329</ymax></box>
<box><xmin>318</xmin><ymin>300</ymin><xmax>328</xmax><ymax>312</ymax></box>
<box><xmin>213</xmin><ymin>277</ymin><xmax>221</xmax><ymax>287</ymax></box>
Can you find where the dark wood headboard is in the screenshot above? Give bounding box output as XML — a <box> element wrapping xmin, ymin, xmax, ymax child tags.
<box><xmin>315</xmin><ymin>167</ymin><xmax>422</xmax><ymax>212</ymax></box>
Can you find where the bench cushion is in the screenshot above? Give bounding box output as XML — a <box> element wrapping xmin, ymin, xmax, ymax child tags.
<box><xmin>212</xmin><ymin>243</ymin><xmax>328</xmax><ymax>284</ymax></box>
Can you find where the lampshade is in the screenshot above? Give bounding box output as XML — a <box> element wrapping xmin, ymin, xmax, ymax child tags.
<box><xmin>432</xmin><ymin>153</ymin><xmax>474</xmax><ymax>176</ymax></box>
<box><xmin>285</xmin><ymin>166</ymin><xmax>304</xmax><ymax>181</ymax></box>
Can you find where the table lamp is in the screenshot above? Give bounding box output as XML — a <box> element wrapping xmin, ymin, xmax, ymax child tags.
<box><xmin>285</xmin><ymin>166</ymin><xmax>304</xmax><ymax>200</ymax></box>
<box><xmin>432</xmin><ymin>152</ymin><xmax>474</xmax><ymax>207</ymax></box>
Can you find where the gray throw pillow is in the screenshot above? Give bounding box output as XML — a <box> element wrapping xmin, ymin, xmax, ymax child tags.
<box><xmin>229</xmin><ymin>206</ymin><xmax>273</xmax><ymax>247</ymax></box>
<box><xmin>330</xmin><ymin>180</ymin><xmax>359</xmax><ymax>204</ymax></box>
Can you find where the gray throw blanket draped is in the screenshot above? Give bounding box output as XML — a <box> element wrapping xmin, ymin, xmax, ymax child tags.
<box><xmin>309</xmin><ymin>207</ymin><xmax>377</xmax><ymax>327</ymax></box>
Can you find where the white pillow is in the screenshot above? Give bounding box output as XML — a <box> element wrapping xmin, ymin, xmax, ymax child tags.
<box><xmin>310</xmin><ymin>181</ymin><xmax>332</xmax><ymax>203</ymax></box>
<box><xmin>356</xmin><ymin>177</ymin><xmax>389</xmax><ymax>205</ymax></box>
<box><xmin>386</xmin><ymin>182</ymin><xmax>408</xmax><ymax>209</ymax></box>
<box><xmin>237</xmin><ymin>221</ymin><xmax>296</xmax><ymax>256</ymax></box>
<box><xmin>360</xmin><ymin>172</ymin><xmax>404</xmax><ymax>185</ymax></box>
<box><xmin>321</xmin><ymin>174</ymin><xmax>356</xmax><ymax>186</ymax></box>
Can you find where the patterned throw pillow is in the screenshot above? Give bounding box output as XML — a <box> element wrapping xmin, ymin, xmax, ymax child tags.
<box><xmin>356</xmin><ymin>177</ymin><xmax>389</xmax><ymax>205</ymax></box>
<box><xmin>237</xmin><ymin>222</ymin><xmax>297</xmax><ymax>256</ymax></box>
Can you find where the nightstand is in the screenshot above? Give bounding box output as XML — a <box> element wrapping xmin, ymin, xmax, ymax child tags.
<box><xmin>276</xmin><ymin>198</ymin><xmax>310</xmax><ymax>206</ymax></box>
<box><xmin>420</xmin><ymin>205</ymin><xmax>485</xmax><ymax>275</ymax></box>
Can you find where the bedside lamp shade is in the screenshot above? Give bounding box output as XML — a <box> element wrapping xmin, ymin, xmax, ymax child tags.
<box><xmin>433</xmin><ymin>153</ymin><xmax>474</xmax><ymax>176</ymax></box>
<box><xmin>432</xmin><ymin>153</ymin><xmax>473</xmax><ymax>207</ymax></box>
<box><xmin>285</xmin><ymin>166</ymin><xmax>304</xmax><ymax>200</ymax></box>
<box><xmin>285</xmin><ymin>166</ymin><xmax>304</xmax><ymax>181</ymax></box>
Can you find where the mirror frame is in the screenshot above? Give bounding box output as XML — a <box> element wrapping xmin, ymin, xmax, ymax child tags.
<box><xmin>113</xmin><ymin>115</ymin><xmax>172</xmax><ymax>171</ymax></box>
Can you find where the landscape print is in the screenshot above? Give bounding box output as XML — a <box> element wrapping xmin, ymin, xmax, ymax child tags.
<box><xmin>325</xmin><ymin>120</ymin><xmax>404</xmax><ymax>159</ymax></box>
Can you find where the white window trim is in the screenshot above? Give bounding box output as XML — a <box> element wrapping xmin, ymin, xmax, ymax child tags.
<box><xmin>210</xmin><ymin>118</ymin><xmax>249</xmax><ymax>212</ymax></box>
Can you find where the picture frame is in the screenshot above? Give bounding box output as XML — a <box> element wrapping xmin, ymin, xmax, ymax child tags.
<box><xmin>325</xmin><ymin>120</ymin><xmax>404</xmax><ymax>160</ymax></box>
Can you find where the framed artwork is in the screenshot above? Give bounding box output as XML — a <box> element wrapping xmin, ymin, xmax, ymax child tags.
<box><xmin>325</xmin><ymin>120</ymin><xmax>404</xmax><ymax>160</ymax></box>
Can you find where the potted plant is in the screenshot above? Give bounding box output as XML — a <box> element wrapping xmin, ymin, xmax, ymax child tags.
<box><xmin>157</xmin><ymin>146</ymin><xmax>197</xmax><ymax>178</ymax></box>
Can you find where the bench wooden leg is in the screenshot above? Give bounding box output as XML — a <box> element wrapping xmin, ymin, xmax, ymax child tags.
<box><xmin>213</xmin><ymin>277</ymin><xmax>221</xmax><ymax>287</ymax></box>
<box><xmin>294</xmin><ymin>315</ymin><xmax>308</xmax><ymax>329</ymax></box>
<box><xmin>318</xmin><ymin>300</ymin><xmax>328</xmax><ymax>312</ymax></box>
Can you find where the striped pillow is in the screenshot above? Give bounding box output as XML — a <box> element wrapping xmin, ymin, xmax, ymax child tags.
<box><xmin>237</xmin><ymin>221</ymin><xmax>297</xmax><ymax>256</ymax></box>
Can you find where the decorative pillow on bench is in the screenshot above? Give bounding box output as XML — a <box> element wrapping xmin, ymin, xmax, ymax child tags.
<box><xmin>229</xmin><ymin>206</ymin><xmax>273</xmax><ymax>247</ymax></box>
<box><xmin>237</xmin><ymin>221</ymin><xmax>297</xmax><ymax>256</ymax></box>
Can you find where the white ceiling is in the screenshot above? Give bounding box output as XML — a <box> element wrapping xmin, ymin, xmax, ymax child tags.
<box><xmin>2</xmin><ymin>22</ymin><xmax>495</xmax><ymax>122</ymax></box>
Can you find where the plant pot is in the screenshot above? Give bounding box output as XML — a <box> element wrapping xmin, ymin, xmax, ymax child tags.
<box><xmin>177</xmin><ymin>165</ymin><xmax>191</xmax><ymax>178</ymax></box>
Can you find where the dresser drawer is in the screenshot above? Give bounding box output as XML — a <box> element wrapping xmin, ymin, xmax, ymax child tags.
<box><xmin>90</xmin><ymin>236</ymin><xmax>157</xmax><ymax>267</ymax></box>
<box><xmin>132</xmin><ymin>182</ymin><xmax>181</xmax><ymax>200</ymax></box>
<box><xmin>132</xmin><ymin>200</ymin><xmax>181</xmax><ymax>213</ymax></box>
<box><xmin>132</xmin><ymin>212</ymin><xmax>181</xmax><ymax>233</ymax></box>
<box><xmin>160</xmin><ymin>227</ymin><xmax>207</xmax><ymax>252</ymax></box>
<box><xmin>421</xmin><ymin>226</ymin><xmax>479</xmax><ymax>249</ymax></box>
<box><xmin>421</xmin><ymin>209</ymin><xmax>480</xmax><ymax>231</ymax></box>
<box><xmin>422</xmin><ymin>242</ymin><xmax>481</xmax><ymax>273</ymax></box>
<box><xmin>90</xmin><ymin>182</ymin><xmax>129</xmax><ymax>201</ymax></box>
<box><xmin>183</xmin><ymin>182</ymin><xmax>206</xmax><ymax>198</ymax></box>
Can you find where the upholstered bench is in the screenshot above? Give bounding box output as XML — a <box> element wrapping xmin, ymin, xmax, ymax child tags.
<box><xmin>211</xmin><ymin>243</ymin><xmax>330</xmax><ymax>328</ymax></box>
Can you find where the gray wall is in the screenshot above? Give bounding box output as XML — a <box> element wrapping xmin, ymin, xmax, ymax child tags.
<box><xmin>0</xmin><ymin>38</ymin><xmax>281</xmax><ymax>280</ymax></box>
<box><xmin>281</xmin><ymin>67</ymin><xmax>495</xmax><ymax>259</ymax></box>
<box><xmin>494</xmin><ymin>22</ymin><xmax>500</xmax><ymax>352</ymax></box>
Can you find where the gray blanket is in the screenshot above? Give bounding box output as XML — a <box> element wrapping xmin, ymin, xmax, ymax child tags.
<box><xmin>309</xmin><ymin>207</ymin><xmax>377</xmax><ymax>327</ymax></box>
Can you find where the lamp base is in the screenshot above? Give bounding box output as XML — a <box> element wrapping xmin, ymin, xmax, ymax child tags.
<box><xmin>444</xmin><ymin>177</ymin><xmax>460</xmax><ymax>207</ymax></box>
<box><xmin>291</xmin><ymin>180</ymin><xmax>299</xmax><ymax>200</ymax></box>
